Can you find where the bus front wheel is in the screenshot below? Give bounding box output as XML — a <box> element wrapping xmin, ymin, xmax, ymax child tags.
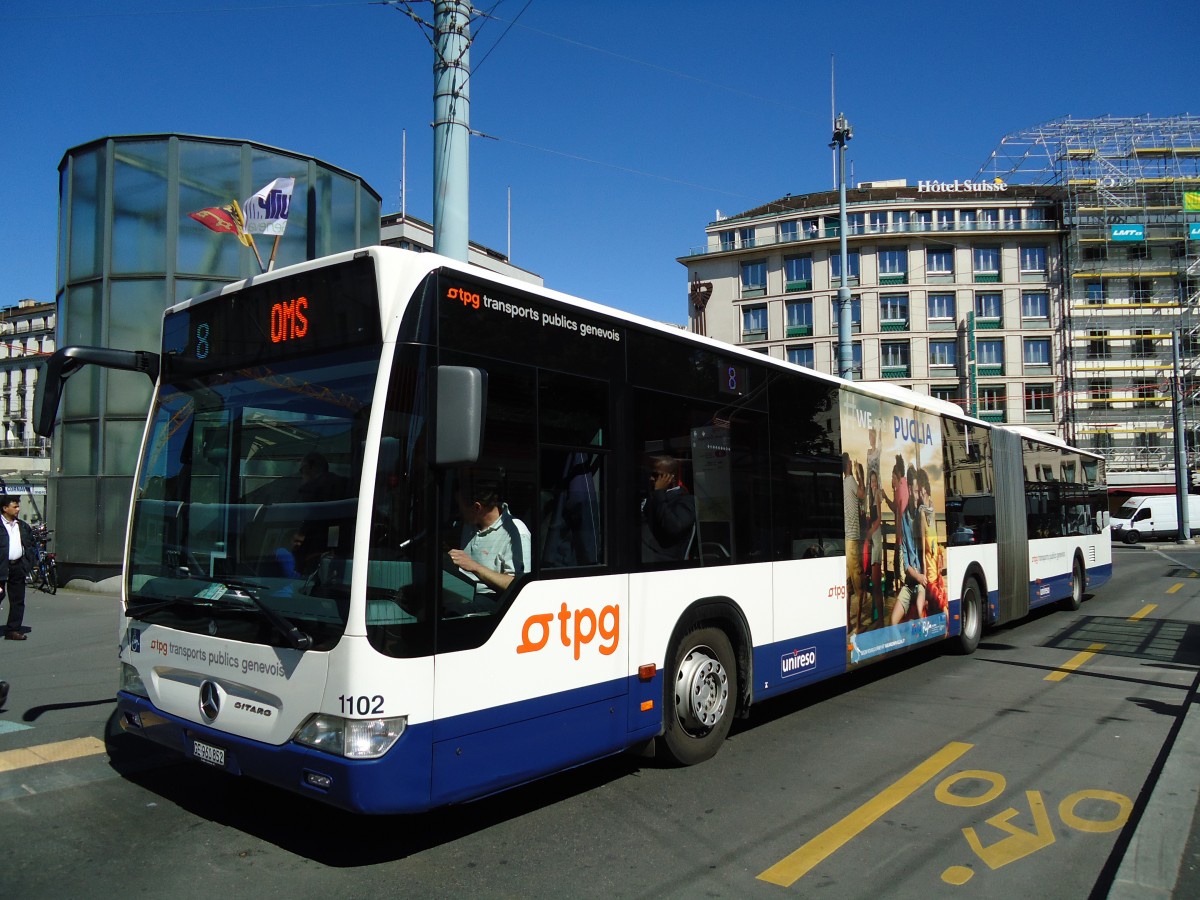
<box><xmin>660</xmin><ymin>627</ymin><xmax>736</xmax><ymax>766</ymax></box>
<box><xmin>955</xmin><ymin>578</ymin><xmax>983</xmax><ymax>655</ymax></box>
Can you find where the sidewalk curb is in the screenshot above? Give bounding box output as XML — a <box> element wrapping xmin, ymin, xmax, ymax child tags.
<box><xmin>1108</xmin><ymin>698</ymin><xmax>1200</xmax><ymax>899</ymax></box>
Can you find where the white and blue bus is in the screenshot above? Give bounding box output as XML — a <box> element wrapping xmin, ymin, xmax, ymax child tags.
<box><xmin>35</xmin><ymin>247</ymin><xmax>1111</xmax><ymax>813</ymax></box>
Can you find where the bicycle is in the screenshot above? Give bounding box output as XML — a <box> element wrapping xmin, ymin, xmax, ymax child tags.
<box><xmin>26</xmin><ymin>525</ymin><xmax>57</xmax><ymax>595</ymax></box>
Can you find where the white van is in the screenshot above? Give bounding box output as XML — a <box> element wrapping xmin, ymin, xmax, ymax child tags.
<box><xmin>1111</xmin><ymin>494</ymin><xmax>1200</xmax><ymax>543</ymax></box>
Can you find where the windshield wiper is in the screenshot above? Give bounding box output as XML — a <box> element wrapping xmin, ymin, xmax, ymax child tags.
<box><xmin>126</xmin><ymin>598</ymin><xmax>188</xmax><ymax>619</ymax></box>
<box><xmin>212</xmin><ymin>578</ymin><xmax>313</xmax><ymax>651</ymax></box>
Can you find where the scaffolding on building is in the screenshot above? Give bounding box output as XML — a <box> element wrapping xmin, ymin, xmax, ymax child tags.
<box><xmin>978</xmin><ymin>115</ymin><xmax>1200</xmax><ymax>479</ymax></box>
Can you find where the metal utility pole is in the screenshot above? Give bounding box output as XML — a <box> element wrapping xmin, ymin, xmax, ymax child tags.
<box><xmin>831</xmin><ymin>112</ymin><xmax>854</xmax><ymax>380</ymax></box>
<box><xmin>433</xmin><ymin>0</ymin><xmax>471</xmax><ymax>261</ymax></box>
<box><xmin>1173</xmin><ymin>328</ymin><xmax>1194</xmax><ymax>542</ymax></box>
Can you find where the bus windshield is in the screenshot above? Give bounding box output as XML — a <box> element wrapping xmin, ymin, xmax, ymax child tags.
<box><xmin>127</xmin><ymin>347</ymin><xmax>379</xmax><ymax>651</ymax></box>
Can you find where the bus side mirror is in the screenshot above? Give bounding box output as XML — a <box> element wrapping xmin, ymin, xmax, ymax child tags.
<box><xmin>434</xmin><ymin>366</ymin><xmax>486</xmax><ymax>466</ymax></box>
<box><xmin>33</xmin><ymin>347</ymin><xmax>160</xmax><ymax>437</ymax></box>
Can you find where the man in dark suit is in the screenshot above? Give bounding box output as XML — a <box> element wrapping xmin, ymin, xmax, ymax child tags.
<box><xmin>0</xmin><ymin>495</ymin><xmax>38</xmax><ymax>641</ymax></box>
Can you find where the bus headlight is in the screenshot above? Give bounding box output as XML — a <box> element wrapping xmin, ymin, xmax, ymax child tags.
<box><xmin>119</xmin><ymin>662</ymin><xmax>148</xmax><ymax>697</ymax></box>
<box><xmin>294</xmin><ymin>713</ymin><xmax>407</xmax><ymax>759</ymax></box>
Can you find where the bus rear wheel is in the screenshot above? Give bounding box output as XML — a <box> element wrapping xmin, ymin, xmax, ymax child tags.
<box><xmin>1061</xmin><ymin>557</ymin><xmax>1084</xmax><ymax>611</ymax></box>
<box><xmin>955</xmin><ymin>577</ymin><xmax>983</xmax><ymax>655</ymax></box>
<box><xmin>660</xmin><ymin>627</ymin><xmax>736</xmax><ymax>766</ymax></box>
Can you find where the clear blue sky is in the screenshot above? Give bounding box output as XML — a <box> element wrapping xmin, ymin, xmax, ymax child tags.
<box><xmin>1</xmin><ymin>0</ymin><xmax>1194</xmax><ymax>327</ymax></box>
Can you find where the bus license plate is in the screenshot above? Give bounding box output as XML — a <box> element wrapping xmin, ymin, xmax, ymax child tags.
<box><xmin>192</xmin><ymin>740</ymin><xmax>227</xmax><ymax>768</ymax></box>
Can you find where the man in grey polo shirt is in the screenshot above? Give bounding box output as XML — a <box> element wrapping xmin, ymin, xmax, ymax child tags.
<box><xmin>448</xmin><ymin>483</ymin><xmax>532</xmax><ymax>595</ymax></box>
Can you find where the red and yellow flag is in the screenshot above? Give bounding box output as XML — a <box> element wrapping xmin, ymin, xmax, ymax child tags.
<box><xmin>188</xmin><ymin>206</ymin><xmax>238</xmax><ymax>234</ymax></box>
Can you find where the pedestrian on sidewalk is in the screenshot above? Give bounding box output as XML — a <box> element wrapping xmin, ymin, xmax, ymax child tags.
<box><xmin>0</xmin><ymin>495</ymin><xmax>37</xmax><ymax>641</ymax></box>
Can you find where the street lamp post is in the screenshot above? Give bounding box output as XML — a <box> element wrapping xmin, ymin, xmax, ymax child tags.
<box><xmin>832</xmin><ymin>112</ymin><xmax>854</xmax><ymax>380</ymax></box>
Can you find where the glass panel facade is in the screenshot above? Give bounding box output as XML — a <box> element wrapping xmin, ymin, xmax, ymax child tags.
<box><xmin>68</xmin><ymin>147</ymin><xmax>106</xmax><ymax>281</ymax></box>
<box><xmin>112</xmin><ymin>142</ymin><xmax>168</xmax><ymax>274</ymax></box>
<box><xmin>55</xmin><ymin>134</ymin><xmax>382</xmax><ymax>578</ymax></box>
<box><xmin>177</xmin><ymin>140</ymin><xmax>245</xmax><ymax>278</ymax></box>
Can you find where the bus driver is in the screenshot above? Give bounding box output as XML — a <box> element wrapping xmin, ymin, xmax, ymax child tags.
<box><xmin>448</xmin><ymin>482</ymin><xmax>532</xmax><ymax>595</ymax></box>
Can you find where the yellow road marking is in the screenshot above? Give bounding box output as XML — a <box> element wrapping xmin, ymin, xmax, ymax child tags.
<box><xmin>1167</xmin><ymin>582</ymin><xmax>1184</xmax><ymax>594</ymax></box>
<box><xmin>1129</xmin><ymin>604</ymin><xmax>1156</xmax><ymax>621</ymax></box>
<box><xmin>0</xmin><ymin>737</ymin><xmax>106</xmax><ymax>773</ymax></box>
<box><xmin>1045</xmin><ymin>643</ymin><xmax>1105</xmax><ymax>682</ymax></box>
<box><xmin>757</xmin><ymin>741</ymin><xmax>973</xmax><ymax>887</ymax></box>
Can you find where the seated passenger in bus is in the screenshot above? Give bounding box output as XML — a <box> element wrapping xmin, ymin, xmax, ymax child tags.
<box><xmin>641</xmin><ymin>454</ymin><xmax>696</xmax><ymax>563</ymax></box>
<box><xmin>448</xmin><ymin>481</ymin><xmax>532</xmax><ymax>595</ymax></box>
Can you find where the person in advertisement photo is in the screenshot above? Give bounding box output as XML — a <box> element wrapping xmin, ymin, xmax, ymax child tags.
<box><xmin>839</xmin><ymin>394</ymin><xmax>948</xmax><ymax>665</ymax></box>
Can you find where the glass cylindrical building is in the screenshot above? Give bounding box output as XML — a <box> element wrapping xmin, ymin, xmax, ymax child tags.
<box><xmin>55</xmin><ymin>134</ymin><xmax>381</xmax><ymax>580</ymax></box>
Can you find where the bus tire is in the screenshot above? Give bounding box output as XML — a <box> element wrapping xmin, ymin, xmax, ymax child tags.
<box><xmin>1061</xmin><ymin>557</ymin><xmax>1084</xmax><ymax>611</ymax></box>
<box><xmin>660</xmin><ymin>627</ymin><xmax>736</xmax><ymax>766</ymax></box>
<box><xmin>955</xmin><ymin>577</ymin><xmax>983</xmax><ymax>655</ymax></box>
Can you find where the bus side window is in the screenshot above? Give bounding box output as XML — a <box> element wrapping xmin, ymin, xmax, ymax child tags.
<box><xmin>536</xmin><ymin>371</ymin><xmax>608</xmax><ymax>571</ymax></box>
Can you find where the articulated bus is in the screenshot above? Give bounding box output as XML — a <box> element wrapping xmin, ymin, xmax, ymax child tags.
<box><xmin>35</xmin><ymin>247</ymin><xmax>1111</xmax><ymax>813</ymax></box>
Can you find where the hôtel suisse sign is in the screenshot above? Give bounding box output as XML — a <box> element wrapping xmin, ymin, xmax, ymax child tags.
<box><xmin>917</xmin><ymin>179</ymin><xmax>1008</xmax><ymax>193</ymax></box>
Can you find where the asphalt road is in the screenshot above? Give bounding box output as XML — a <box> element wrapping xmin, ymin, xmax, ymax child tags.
<box><xmin>2</xmin><ymin>548</ymin><xmax>1198</xmax><ymax>899</ymax></box>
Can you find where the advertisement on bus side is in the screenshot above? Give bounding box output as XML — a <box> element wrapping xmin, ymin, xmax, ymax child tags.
<box><xmin>839</xmin><ymin>392</ymin><xmax>948</xmax><ymax>665</ymax></box>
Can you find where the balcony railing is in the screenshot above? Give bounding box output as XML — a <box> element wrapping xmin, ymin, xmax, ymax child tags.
<box><xmin>687</xmin><ymin>217</ymin><xmax>1061</xmax><ymax>258</ymax></box>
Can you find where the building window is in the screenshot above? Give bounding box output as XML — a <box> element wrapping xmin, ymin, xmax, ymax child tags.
<box><xmin>830</xmin><ymin>251</ymin><xmax>860</xmax><ymax>284</ymax></box>
<box><xmin>1026</xmin><ymin>383</ymin><xmax>1054</xmax><ymax>415</ymax></box>
<box><xmin>1019</xmin><ymin>246</ymin><xmax>1047</xmax><ymax>274</ymax></box>
<box><xmin>740</xmin><ymin>260</ymin><xmax>767</xmax><ymax>297</ymax></box>
<box><xmin>893</xmin><ymin>210</ymin><xmax>910</xmax><ymax>231</ymax></box>
<box><xmin>829</xmin><ymin>297</ymin><xmax>862</xmax><ymax>333</ymax></box>
<box><xmin>847</xmin><ymin>212</ymin><xmax>864</xmax><ymax>235</ymax></box>
<box><xmin>1131</xmin><ymin>278</ymin><xmax>1153</xmax><ymax>304</ymax></box>
<box><xmin>802</xmin><ymin>217</ymin><xmax>820</xmax><ymax>239</ymax></box>
<box><xmin>881</xmin><ymin>341</ymin><xmax>910</xmax><ymax>377</ymax></box>
<box><xmin>977</xmin><ymin>339</ymin><xmax>1004</xmax><ymax>372</ymax></box>
<box><xmin>1088</xmin><ymin>378</ymin><xmax>1112</xmax><ymax>400</ymax></box>
<box><xmin>931</xmin><ymin>384</ymin><xmax>959</xmax><ymax>406</ymax></box>
<box><xmin>981</xmin><ymin>208</ymin><xmax>1000</xmax><ymax>229</ymax></box>
<box><xmin>1134</xmin><ymin>378</ymin><xmax>1161</xmax><ymax>409</ymax></box>
<box><xmin>742</xmin><ymin>305</ymin><xmax>767</xmax><ymax>342</ymax></box>
<box><xmin>878</xmin><ymin>248</ymin><xmax>908</xmax><ymax>284</ymax></box>
<box><xmin>936</xmin><ymin>210</ymin><xmax>955</xmax><ymax>231</ymax></box>
<box><xmin>928</xmin><ymin>293</ymin><xmax>956</xmax><ymax>321</ymax></box>
<box><xmin>1026</xmin><ymin>207</ymin><xmax>1048</xmax><ymax>227</ymax></box>
<box><xmin>1082</xmin><ymin>245</ymin><xmax>1107</xmax><ymax>261</ymax></box>
<box><xmin>785</xmin><ymin>299</ymin><xmax>813</xmax><ymax>337</ymax></box>
<box><xmin>974</xmin><ymin>292</ymin><xmax>1003</xmax><ymax>325</ymax></box>
<box><xmin>787</xmin><ymin>344</ymin><xmax>815</xmax><ymax>369</ymax></box>
<box><xmin>830</xmin><ymin>342</ymin><xmax>863</xmax><ymax>376</ymax></box>
<box><xmin>979</xmin><ymin>385</ymin><xmax>1006</xmax><ymax>417</ymax></box>
<box><xmin>1127</xmin><ymin>243</ymin><xmax>1150</xmax><ymax>260</ymax></box>
<box><xmin>973</xmin><ymin>246</ymin><xmax>1001</xmax><ymax>281</ymax></box>
<box><xmin>1021</xmin><ymin>291</ymin><xmax>1049</xmax><ymax>321</ymax></box>
<box><xmin>1133</xmin><ymin>328</ymin><xmax>1156</xmax><ymax>356</ymax></box>
<box><xmin>960</xmin><ymin>210</ymin><xmax>977</xmax><ymax>231</ymax></box>
<box><xmin>719</xmin><ymin>230</ymin><xmax>735</xmax><ymax>251</ymax></box>
<box><xmin>1003</xmin><ymin>208</ymin><xmax>1021</xmax><ymax>230</ymax></box>
<box><xmin>929</xmin><ymin>339</ymin><xmax>958</xmax><ymax>368</ymax></box>
<box><xmin>869</xmin><ymin>211</ymin><xmax>888</xmax><ymax>233</ymax></box>
<box><xmin>740</xmin><ymin>227</ymin><xmax>756</xmax><ymax>248</ymax></box>
<box><xmin>879</xmin><ymin>294</ymin><xmax>908</xmax><ymax>330</ymax></box>
<box><xmin>1086</xmin><ymin>330</ymin><xmax>1110</xmax><ymax>359</ymax></box>
<box><xmin>915</xmin><ymin>210</ymin><xmax>933</xmax><ymax>232</ymax></box>
<box><xmin>1024</xmin><ymin>338</ymin><xmax>1051</xmax><ymax>368</ymax></box>
<box><xmin>779</xmin><ymin>220</ymin><xmax>799</xmax><ymax>243</ymax></box>
<box><xmin>1085</xmin><ymin>281</ymin><xmax>1105</xmax><ymax>304</ymax></box>
<box><xmin>784</xmin><ymin>255</ymin><xmax>812</xmax><ymax>291</ymax></box>
<box><xmin>926</xmin><ymin>248</ymin><xmax>954</xmax><ymax>277</ymax></box>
